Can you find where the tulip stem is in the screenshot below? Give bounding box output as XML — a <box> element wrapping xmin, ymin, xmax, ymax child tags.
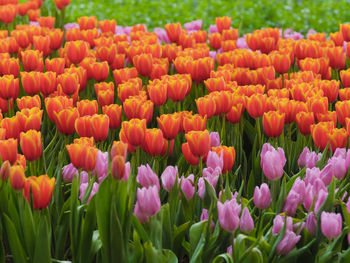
<box><xmin>199</xmin><ymin>157</ymin><xmax>203</xmax><ymax>177</ymax></box>
<box><xmin>221</xmin><ymin>114</ymin><xmax>226</xmax><ymax>145</ymax></box>
<box><xmin>256</xmin><ymin>117</ymin><xmax>262</xmax><ymax>149</ymax></box>
<box><xmin>271</xmin><ymin>180</ymin><xmax>277</xmax><ymax>212</ymax></box>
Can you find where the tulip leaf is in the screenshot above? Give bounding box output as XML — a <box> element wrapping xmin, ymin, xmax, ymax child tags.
<box><xmin>189</xmin><ymin>220</ymin><xmax>207</xmax><ymax>263</ymax></box>
<box><xmin>242</xmin><ymin>247</ymin><xmax>264</xmax><ymax>263</ymax></box>
<box><xmin>0</xmin><ymin>218</ymin><xmax>5</xmax><ymax>263</ymax></box>
<box><xmin>276</xmin><ymin>238</ymin><xmax>315</xmax><ymax>263</ymax></box>
<box><xmin>110</xmin><ymin>200</ymin><xmax>125</xmax><ymax>262</ymax></box>
<box><xmin>212</xmin><ymin>253</ymin><xmax>234</xmax><ymax>263</ymax></box>
<box><xmin>33</xmin><ymin>213</ymin><xmax>52</xmax><ymax>263</ymax></box>
<box><xmin>203</xmin><ymin>179</ymin><xmax>217</xmax><ymax>209</ymax></box>
<box><xmin>162</xmin><ymin>249</ymin><xmax>178</xmax><ymax>263</ymax></box>
<box><xmin>161</xmin><ymin>204</ymin><xmax>173</xmax><ymax>249</ymax></box>
<box><xmin>22</xmin><ymin>201</ymin><xmax>35</xmax><ymax>258</ymax></box>
<box><xmin>3</xmin><ymin>213</ymin><xmax>29</xmax><ymax>263</ymax></box>
<box><xmin>173</xmin><ymin>221</ymin><xmax>190</xmax><ymax>256</ymax></box>
<box><xmin>144</xmin><ymin>241</ymin><xmax>163</xmax><ymax>263</ymax></box>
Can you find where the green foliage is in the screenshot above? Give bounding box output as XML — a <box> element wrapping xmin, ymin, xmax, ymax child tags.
<box><xmin>61</xmin><ymin>0</ymin><xmax>350</xmax><ymax>34</ymax></box>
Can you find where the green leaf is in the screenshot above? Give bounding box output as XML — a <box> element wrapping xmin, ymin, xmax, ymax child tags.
<box><xmin>33</xmin><ymin>213</ymin><xmax>52</xmax><ymax>263</ymax></box>
<box><xmin>22</xmin><ymin>201</ymin><xmax>35</xmax><ymax>259</ymax></box>
<box><xmin>189</xmin><ymin>220</ymin><xmax>207</xmax><ymax>263</ymax></box>
<box><xmin>3</xmin><ymin>214</ymin><xmax>29</xmax><ymax>263</ymax></box>
<box><xmin>212</xmin><ymin>253</ymin><xmax>234</xmax><ymax>263</ymax></box>
<box><xmin>144</xmin><ymin>242</ymin><xmax>163</xmax><ymax>263</ymax></box>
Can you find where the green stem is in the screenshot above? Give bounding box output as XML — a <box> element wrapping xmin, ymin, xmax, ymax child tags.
<box><xmin>256</xmin><ymin>117</ymin><xmax>262</xmax><ymax>149</ymax></box>
<box><xmin>220</xmin><ymin>114</ymin><xmax>226</xmax><ymax>145</ymax></box>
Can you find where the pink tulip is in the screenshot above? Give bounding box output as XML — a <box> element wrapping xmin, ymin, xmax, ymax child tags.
<box><xmin>314</xmin><ymin>188</ymin><xmax>328</xmax><ymax>213</ymax></box>
<box><xmin>298</xmin><ymin>147</ymin><xmax>321</xmax><ymax>168</ymax></box>
<box><xmin>217</xmin><ymin>199</ymin><xmax>241</xmax><ymax>232</ymax></box>
<box><xmin>306</xmin><ymin>212</ymin><xmax>317</xmax><ymax>236</ymax></box>
<box><xmin>95</xmin><ymin>150</ymin><xmax>108</xmax><ymax>180</ymax></box>
<box><xmin>137</xmin><ymin>164</ymin><xmax>160</xmax><ymax>190</ymax></box>
<box><xmin>276</xmin><ymin>230</ymin><xmax>301</xmax><ymax>255</ymax></box>
<box><xmin>62</xmin><ymin>163</ymin><xmax>79</xmax><ymax>183</ymax></box>
<box><xmin>206</xmin><ymin>150</ymin><xmax>223</xmax><ymax>171</ymax></box>
<box><xmin>253</xmin><ymin>183</ymin><xmax>271</xmax><ymax>209</ymax></box>
<box><xmin>79</xmin><ymin>182</ymin><xmax>99</xmax><ymax>204</ymax></box>
<box><xmin>283</xmin><ymin>190</ymin><xmax>300</xmax><ymax>216</ymax></box>
<box><xmin>197</xmin><ymin>177</ymin><xmax>216</xmax><ymax>199</ymax></box>
<box><xmin>304</xmin><ymin>167</ymin><xmax>321</xmax><ymax>186</ymax></box>
<box><xmin>272</xmin><ymin>215</ymin><xmax>293</xmax><ymax>235</ymax></box>
<box><xmin>291</xmin><ymin>178</ymin><xmax>306</xmax><ymax>203</ymax></box>
<box><xmin>208</xmin><ymin>24</ymin><xmax>218</xmax><ymax>34</ymax></box>
<box><xmin>240</xmin><ymin>207</ymin><xmax>254</xmax><ymax>233</ymax></box>
<box><xmin>260</xmin><ymin>143</ymin><xmax>286</xmax><ymax>181</ymax></box>
<box><xmin>181</xmin><ymin>174</ymin><xmax>195</xmax><ymax>200</ymax></box>
<box><xmin>134</xmin><ymin>186</ymin><xmax>161</xmax><ymax>223</ymax></box>
<box><xmin>184</xmin><ymin>20</ymin><xmax>202</xmax><ymax>31</ymax></box>
<box><xmin>203</xmin><ymin>167</ymin><xmax>220</xmax><ymax>187</ymax></box>
<box><xmin>154</xmin><ymin>28</ymin><xmax>171</xmax><ymax>44</ymax></box>
<box><xmin>161</xmin><ymin>166</ymin><xmax>178</xmax><ymax>192</ymax></box>
<box><xmin>321</xmin><ymin>212</ymin><xmax>342</xmax><ymax>239</ymax></box>
<box><xmin>209</xmin><ymin>132</ymin><xmax>220</xmax><ymax>147</ymax></box>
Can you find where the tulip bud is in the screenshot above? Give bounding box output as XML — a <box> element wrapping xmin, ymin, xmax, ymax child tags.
<box><xmin>217</xmin><ymin>199</ymin><xmax>241</xmax><ymax>232</ymax></box>
<box><xmin>9</xmin><ymin>165</ymin><xmax>25</xmax><ymax>190</ymax></box>
<box><xmin>253</xmin><ymin>183</ymin><xmax>271</xmax><ymax>209</ymax></box>
<box><xmin>306</xmin><ymin>212</ymin><xmax>317</xmax><ymax>236</ymax></box>
<box><xmin>239</xmin><ymin>207</ymin><xmax>254</xmax><ymax>233</ymax></box>
<box><xmin>161</xmin><ymin>166</ymin><xmax>178</xmax><ymax>192</ymax></box>
<box><xmin>0</xmin><ymin>160</ymin><xmax>10</xmax><ymax>181</ymax></box>
<box><xmin>111</xmin><ymin>155</ymin><xmax>125</xmax><ymax>181</ymax></box>
<box><xmin>181</xmin><ymin>174</ymin><xmax>195</xmax><ymax>200</ymax></box>
<box><xmin>276</xmin><ymin>230</ymin><xmax>301</xmax><ymax>255</ymax></box>
<box><xmin>136</xmin><ymin>164</ymin><xmax>160</xmax><ymax>190</ymax></box>
<box><xmin>260</xmin><ymin>143</ymin><xmax>286</xmax><ymax>181</ymax></box>
<box><xmin>321</xmin><ymin>212</ymin><xmax>342</xmax><ymax>239</ymax></box>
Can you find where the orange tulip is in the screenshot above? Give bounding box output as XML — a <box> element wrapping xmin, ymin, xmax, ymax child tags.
<box><xmin>111</xmin><ymin>155</ymin><xmax>126</xmax><ymax>180</ymax></box>
<box><xmin>99</xmin><ymin>19</ymin><xmax>116</xmax><ymax>33</ymax></box>
<box><xmin>16</xmin><ymin>95</ymin><xmax>41</xmax><ymax>110</ymax></box>
<box><xmin>45</xmin><ymin>96</ymin><xmax>73</xmax><ymax>122</ymax></box>
<box><xmin>209</xmin><ymin>33</ymin><xmax>222</xmax><ymax>50</ymax></box>
<box><xmin>0</xmin><ymin>4</ymin><xmax>17</xmax><ymax>24</ymax></box>
<box><xmin>165</xmin><ymin>23</ymin><xmax>182</xmax><ymax>43</ymax></box>
<box><xmin>311</xmin><ymin>122</ymin><xmax>334</xmax><ymax>150</ymax></box>
<box><xmin>97</xmin><ymin>89</ymin><xmax>114</xmax><ymax>107</ymax></box>
<box><xmin>329</xmin><ymin>128</ymin><xmax>348</xmax><ymax>151</ymax></box>
<box><xmin>113</xmin><ymin>67</ymin><xmax>138</xmax><ymax>85</ymax></box>
<box><xmin>16</xmin><ymin>107</ymin><xmax>42</xmax><ymax>132</ymax></box>
<box><xmin>204</xmin><ymin>77</ymin><xmax>226</xmax><ymax>93</ymax></box>
<box><xmin>9</xmin><ymin>165</ymin><xmax>25</xmax><ymax>190</ymax></box>
<box><xmin>0</xmin><ymin>75</ymin><xmax>19</xmax><ymax>100</ymax></box>
<box><xmin>111</xmin><ymin>141</ymin><xmax>128</xmax><ymax>160</ymax></box>
<box><xmin>147</xmin><ymin>80</ymin><xmax>167</xmax><ymax>106</ymax></box>
<box><xmin>91</xmin><ymin>61</ymin><xmax>109</xmax><ymax>82</ymax></box>
<box><xmin>212</xmin><ymin>146</ymin><xmax>236</xmax><ymax>173</ymax></box>
<box><xmin>196</xmin><ymin>96</ymin><xmax>216</xmax><ymax>119</ymax></box>
<box><xmin>307</xmin><ymin>97</ymin><xmax>328</xmax><ymax>115</ymax></box>
<box><xmin>183</xmin><ymin>114</ymin><xmax>207</xmax><ymax>133</ymax></box>
<box><xmin>245</xmin><ymin>93</ymin><xmax>267</xmax><ymax>118</ymax></box>
<box><xmin>269</xmin><ymin>52</ymin><xmax>291</xmax><ymax>74</ymax></box>
<box><xmin>48</xmin><ymin>29</ymin><xmax>64</xmax><ymax>50</ymax></box>
<box><xmin>66</xmin><ymin>40</ymin><xmax>88</xmax><ymax>64</ymax></box>
<box><xmin>23</xmin><ymin>174</ymin><xmax>55</xmax><ymax>210</ymax></box>
<box><xmin>66</xmin><ymin>143</ymin><xmax>98</xmax><ymax>171</ymax></box>
<box><xmin>340</xmin><ymin>69</ymin><xmax>350</xmax><ymax>88</ymax></box>
<box><xmin>90</xmin><ymin>114</ymin><xmax>110</xmax><ymax>142</ymax></box>
<box><xmin>182</xmin><ymin>142</ymin><xmax>199</xmax><ymax>165</ymax></box>
<box><xmin>33</xmin><ymin>35</ymin><xmax>51</xmax><ymax>57</ymax></box>
<box><xmin>45</xmin><ymin>58</ymin><xmax>65</xmax><ymax>75</ymax></box>
<box><xmin>166</xmin><ymin>75</ymin><xmax>191</xmax><ymax>102</ymax></box>
<box><xmin>133</xmin><ymin>53</ymin><xmax>153</xmax><ymax>77</ymax></box>
<box><xmin>21</xmin><ymin>71</ymin><xmax>41</xmax><ymax>96</ymax></box>
<box><xmin>226</xmin><ymin>104</ymin><xmax>244</xmax><ymax>124</ymax></box>
<box><xmin>215</xmin><ymin>16</ymin><xmax>231</xmax><ymax>33</ymax></box>
<box><xmin>54</xmin><ymin>107</ymin><xmax>79</xmax><ymax>135</ymax></box>
<box><xmin>1</xmin><ymin>116</ymin><xmax>20</xmax><ymax>139</ymax></box>
<box><xmin>339</xmin><ymin>88</ymin><xmax>350</xmax><ymax>101</ymax></box>
<box><xmin>157</xmin><ymin>113</ymin><xmax>181</xmax><ymax>140</ymax></box>
<box><xmin>96</xmin><ymin>44</ymin><xmax>117</xmax><ymax>65</ymax></box>
<box><xmin>54</xmin><ymin>0</ymin><xmax>70</xmax><ymax>10</ymax></box>
<box><xmin>77</xmin><ymin>16</ymin><xmax>97</xmax><ymax>30</ymax></box>
<box><xmin>102</xmin><ymin>104</ymin><xmax>122</xmax><ymax>129</ymax></box>
<box><xmin>185</xmin><ymin>130</ymin><xmax>211</xmax><ymax>158</ymax></box>
<box><xmin>77</xmin><ymin>100</ymin><xmax>98</xmax><ymax>117</ymax></box>
<box><xmin>120</xmin><ymin>118</ymin><xmax>146</xmax><ymax>147</ymax></box>
<box><xmin>316</xmin><ymin>111</ymin><xmax>337</xmax><ymax>126</ymax></box>
<box><xmin>0</xmin><ymin>138</ymin><xmax>17</xmax><ymax>164</ymax></box>
<box><xmin>20</xmin><ymin>129</ymin><xmax>42</xmax><ymax>161</ymax></box>
<box><xmin>142</xmin><ymin>128</ymin><xmax>164</xmax><ymax>156</ymax></box>
<box><xmin>335</xmin><ymin>100</ymin><xmax>350</xmax><ymax>126</ymax></box>
<box><xmin>38</xmin><ymin>16</ymin><xmax>55</xmax><ymax>28</ymax></box>
<box><xmin>11</xmin><ymin>30</ymin><xmax>29</xmax><ymax>48</ymax></box>
<box><xmin>262</xmin><ymin>111</ymin><xmax>285</xmax><ymax>137</ymax></box>
<box><xmin>57</xmin><ymin>72</ymin><xmax>79</xmax><ymax>96</ymax></box>
<box><xmin>0</xmin><ymin>57</ymin><xmax>19</xmax><ymax>77</ymax></box>
<box><xmin>21</xmin><ymin>50</ymin><xmax>43</xmax><ymax>72</ymax></box>
<box><xmin>327</xmin><ymin>47</ymin><xmax>346</xmax><ymax>70</ymax></box>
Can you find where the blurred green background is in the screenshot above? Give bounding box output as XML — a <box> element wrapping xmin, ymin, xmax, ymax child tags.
<box><xmin>48</xmin><ymin>0</ymin><xmax>350</xmax><ymax>33</ymax></box>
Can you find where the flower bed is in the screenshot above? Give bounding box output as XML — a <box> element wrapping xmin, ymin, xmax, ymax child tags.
<box><xmin>0</xmin><ymin>1</ymin><xmax>350</xmax><ymax>263</ymax></box>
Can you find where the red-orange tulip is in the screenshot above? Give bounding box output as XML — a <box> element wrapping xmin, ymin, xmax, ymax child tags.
<box><xmin>157</xmin><ymin>113</ymin><xmax>181</xmax><ymax>140</ymax></box>
<box><xmin>66</xmin><ymin>40</ymin><xmax>88</xmax><ymax>64</ymax></box>
<box><xmin>142</xmin><ymin>128</ymin><xmax>164</xmax><ymax>156</ymax></box>
<box><xmin>212</xmin><ymin>146</ymin><xmax>236</xmax><ymax>173</ymax></box>
<box><xmin>102</xmin><ymin>104</ymin><xmax>122</xmax><ymax>129</ymax></box>
<box><xmin>262</xmin><ymin>111</ymin><xmax>285</xmax><ymax>137</ymax></box>
<box><xmin>21</xmin><ymin>71</ymin><xmax>41</xmax><ymax>95</ymax></box>
<box><xmin>16</xmin><ymin>107</ymin><xmax>42</xmax><ymax>132</ymax></box>
<box><xmin>9</xmin><ymin>165</ymin><xmax>25</xmax><ymax>190</ymax></box>
<box><xmin>311</xmin><ymin>122</ymin><xmax>334</xmax><ymax>151</ymax></box>
<box><xmin>121</xmin><ymin>118</ymin><xmax>147</xmax><ymax>147</ymax></box>
<box><xmin>16</xmin><ymin>95</ymin><xmax>41</xmax><ymax>110</ymax></box>
<box><xmin>0</xmin><ymin>138</ymin><xmax>17</xmax><ymax>164</ymax></box>
<box><xmin>66</xmin><ymin>143</ymin><xmax>98</xmax><ymax>171</ymax></box>
<box><xmin>185</xmin><ymin>130</ymin><xmax>211</xmax><ymax>158</ymax></box>
<box><xmin>54</xmin><ymin>107</ymin><xmax>79</xmax><ymax>135</ymax></box>
<box><xmin>20</xmin><ymin>129</ymin><xmax>42</xmax><ymax>161</ymax></box>
<box><xmin>23</xmin><ymin>175</ymin><xmax>55</xmax><ymax>210</ymax></box>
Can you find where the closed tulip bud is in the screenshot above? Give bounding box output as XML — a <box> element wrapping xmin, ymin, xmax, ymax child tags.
<box><xmin>276</xmin><ymin>230</ymin><xmax>301</xmax><ymax>255</ymax></box>
<box><xmin>9</xmin><ymin>165</ymin><xmax>25</xmax><ymax>190</ymax></box>
<box><xmin>272</xmin><ymin>215</ymin><xmax>293</xmax><ymax>235</ymax></box>
<box><xmin>20</xmin><ymin>71</ymin><xmax>41</xmax><ymax>96</ymax></box>
<box><xmin>185</xmin><ymin>130</ymin><xmax>211</xmax><ymax>158</ymax></box>
<box><xmin>20</xmin><ymin>130</ymin><xmax>42</xmax><ymax>161</ymax></box>
<box><xmin>217</xmin><ymin>199</ymin><xmax>241</xmax><ymax>232</ymax></box>
<box><xmin>91</xmin><ymin>61</ymin><xmax>109</xmax><ymax>82</ymax></box>
<box><xmin>0</xmin><ymin>160</ymin><xmax>10</xmax><ymax>181</ymax></box>
<box><xmin>245</xmin><ymin>93</ymin><xmax>267</xmax><ymax>118</ymax></box>
<box><xmin>296</xmin><ymin>111</ymin><xmax>314</xmax><ymax>135</ymax></box>
<box><xmin>133</xmin><ymin>53</ymin><xmax>153</xmax><ymax>77</ymax></box>
<box><xmin>254</xmin><ymin>183</ymin><xmax>271</xmax><ymax>209</ymax></box>
<box><xmin>260</xmin><ymin>143</ymin><xmax>286</xmax><ymax>181</ymax></box>
<box><xmin>102</xmin><ymin>104</ymin><xmax>122</xmax><ymax>129</ymax></box>
<box><xmin>263</xmin><ymin>111</ymin><xmax>285</xmax><ymax>137</ymax></box>
<box><xmin>183</xmin><ymin>114</ymin><xmax>207</xmax><ymax>133</ymax></box>
<box><xmin>66</xmin><ymin>40</ymin><xmax>88</xmax><ymax>64</ymax></box>
<box><xmin>196</xmin><ymin>96</ymin><xmax>216</xmax><ymax>119</ymax></box>
<box><xmin>66</xmin><ymin>143</ymin><xmax>98</xmax><ymax>171</ymax></box>
<box><xmin>321</xmin><ymin>212</ymin><xmax>342</xmax><ymax>239</ymax></box>
<box><xmin>33</xmin><ymin>35</ymin><xmax>51</xmax><ymax>57</ymax></box>
<box><xmin>111</xmin><ymin>155</ymin><xmax>126</xmax><ymax>180</ymax></box>
<box><xmin>48</xmin><ymin>29</ymin><xmax>64</xmax><ymax>50</ymax></box>
<box><xmin>270</xmin><ymin>52</ymin><xmax>291</xmax><ymax>74</ymax></box>
<box><xmin>209</xmin><ymin>132</ymin><xmax>220</xmax><ymax>147</ymax></box>
<box><xmin>54</xmin><ymin>0</ymin><xmax>70</xmax><ymax>10</ymax></box>
<box><xmin>209</xmin><ymin>33</ymin><xmax>222</xmax><ymax>50</ymax></box>
<box><xmin>181</xmin><ymin>174</ymin><xmax>195</xmax><ymax>199</ymax></box>
<box><xmin>283</xmin><ymin>190</ymin><xmax>300</xmax><ymax>216</ymax></box>
<box><xmin>165</xmin><ymin>23</ymin><xmax>182</xmax><ymax>43</ymax></box>
<box><xmin>110</xmin><ymin>141</ymin><xmax>128</xmax><ymax>160</ymax></box>
<box><xmin>166</xmin><ymin>76</ymin><xmax>190</xmax><ymax>102</ymax></box>
<box><xmin>0</xmin><ymin>138</ymin><xmax>17</xmax><ymax>164</ymax></box>
<box><xmin>306</xmin><ymin>212</ymin><xmax>317</xmax><ymax>236</ymax></box>
<box><xmin>161</xmin><ymin>165</ymin><xmax>178</xmax><ymax>192</ymax></box>
<box><xmin>0</xmin><ymin>75</ymin><xmax>19</xmax><ymax>100</ymax></box>
<box><xmin>311</xmin><ymin>122</ymin><xmax>333</xmax><ymax>151</ymax></box>
<box><xmin>240</xmin><ymin>207</ymin><xmax>254</xmax><ymax>233</ymax></box>
<box><xmin>157</xmin><ymin>113</ymin><xmax>181</xmax><ymax>140</ymax></box>
<box><xmin>137</xmin><ymin>164</ymin><xmax>160</xmax><ymax>190</ymax></box>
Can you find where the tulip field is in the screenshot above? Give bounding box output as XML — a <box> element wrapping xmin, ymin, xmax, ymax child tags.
<box><xmin>2</xmin><ymin>0</ymin><xmax>350</xmax><ymax>263</ymax></box>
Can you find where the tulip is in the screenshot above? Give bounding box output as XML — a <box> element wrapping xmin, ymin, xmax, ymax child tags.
<box><xmin>183</xmin><ymin>114</ymin><xmax>207</xmax><ymax>133</ymax></box>
<box><xmin>181</xmin><ymin>174</ymin><xmax>195</xmax><ymax>199</ymax></box>
<box><xmin>133</xmin><ymin>53</ymin><xmax>153</xmax><ymax>77</ymax></box>
<box><xmin>48</xmin><ymin>29</ymin><xmax>64</xmax><ymax>50</ymax></box>
<box><xmin>62</xmin><ymin>163</ymin><xmax>88</xmax><ymax>183</ymax></box>
<box><xmin>263</xmin><ymin>111</ymin><xmax>285</xmax><ymax>137</ymax></box>
<box><xmin>161</xmin><ymin>166</ymin><xmax>178</xmax><ymax>192</ymax></box>
<box><xmin>182</xmin><ymin>143</ymin><xmax>199</xmax><ymax>166</ymax></box>
<box><xmin>91</xmin><ymin>114</ymin><xmax>110</xmax><ymax>142</ymax></box>
<box><xmin>23</xmin><ymin>175</ymin><xmax>56</xmax><ymax>209</ymax></box>
<box><xmin>157</xmin><ymin>113</ymin><xmax>181</xmax><ymax>140</ymax></box>
<box><xmin>165</xmin><ymin>23</ymin><xmax>182</xmax><ymax>43</ymax></box>
<box><xmin>253</xmin><ymin>183</ymin><xmax>271</xmax><ymax>209</ymax></box>
<box><xmin>321</xmin><ymin>212</ymin><xmax>342</xmax><ymax>239</ymax></box>
<box><xmin>54</xmin><ymin>107</ymin><xmax>79</xmax><ymax>135</ymax></box>
<box><xmin>215</xmin><ymin>17</ymin><xmax>231</xmax><ymax>33</ymax></box>
<box><xmin>310</xmin><ymin>122</ymin><xmax>333</xmax><ymax>151</ymax></box>
<box><xmin>0</xmin><ymin>75</ymin><xmax>19</xmax><ymax>100</ymax></box>
<box><xmin>185</xmin><ymin>130</ymin><xmax>211</xmax><ymax>158</ymax></box>
<box><xmin>142</xmin><ymin>128</ymin><xmax>164</xmax><ymax>156</ymax></box>
<box><xmin>0</xmin><ymin>138</ymin><xmax>17</xmax><ymax>164</ymax></box>
<box><xmin>134</xmin><ymin>186</ymin><xmax>161</xmax><ymax>223</ymax></box>
<box><xmin>260</xmin><ymin>143</ymin><xmax>286</xmax><ymax>181</ymax></box>
<box><xmin>217</xmin><ymin>199</ymin><xmax>241</xmax><ymax>232</ymax></box>
<box><xmin>245</xmin><ymin>93</ymin><xmax>267</xmax><ymax>118</ymax></box>
<box><xmin>297</xmin><ymin>147</ymin><xmax>321</xmax><ymax>168</ymax></box>
<box><xmin>283</xmin><ymin>190</ymin><xmax>300</xmax><ymax>216</ymax></box>
<box><xmin>137</xmin><ymin>164</ymin><xmax>160</xmax><ymax>190</ymax></box>
<box><xmin>45</xmin><ymin>58</ymin><xmax>65</xmax><ymax>75</ymax></box>
<box><xmin>91</xmin><ymin>61</ymin><xmax>109</xmax><ymax>82</ymax></box>
<box><xmin>66</xmin><ymin>143</ymin><xmax>98</xmax><ymax>172</ymax></box>
<box><xmin>21</xmin><ymin>50</ymin><xmax>43</xmax><ymax>72</ymax></box>
<box><xmin>66</xmin><ymin>40</ymin><xmax>88</xmax><ymax>64</ymax></box>
<box><xmin>211</xmin><ymin>146</ymin><xmax>235</xmax><ymax>173</ymax></box>
<box><xmin>272</xmin><ymin>215</ymin><xmax>293</xmax><ymax>235</ymax></box>
<box><xmin>240</xmin><ymin>207</ymin><xmax>254</xmax><ymax>233</ymax></box>
<box><xmin>20</xmin><ymin>130</ymin><xmax>42</xmax><ymax>161</ymax></box>
<box><xmin>111</xmin><ymin>155</ymin><xmax>126</xmax><ymax>181</ymax></box>
<box><xmin>209</xmin><ymin>132</ymin><xmax>220</xmax><ymax>147</ymax></box>
<box><xmin>102</xmin><ymin>104</ymin><xmax>122</xmax><ymax>129</ymax></box>
<box><xmin>121</xmin><ymin>119</ymin><xmax>146</xmax><ymax>147</ymax></box>
<box><xmin>0</xmin><ymin>160</ymin><xmax>10</xmax><ymax>181</ymax></box>
<box><xmin>306</xmin><ymin>212</ymin><xmax>317</xmax><ymax>236</ymax></box>
<box><xmin>276</xmin><ymin>230</ymin><xmax>301</xmax><ymax>255</ymax></box>
<box><xmin>147</xmin><ymin>80</ymin><xmax>167</xmax><ymax>106</ymax></box>
<box><xmin>9</xmin><ymin>165</ymin><xmax>25</xmax><ymax>190</ymax></box>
